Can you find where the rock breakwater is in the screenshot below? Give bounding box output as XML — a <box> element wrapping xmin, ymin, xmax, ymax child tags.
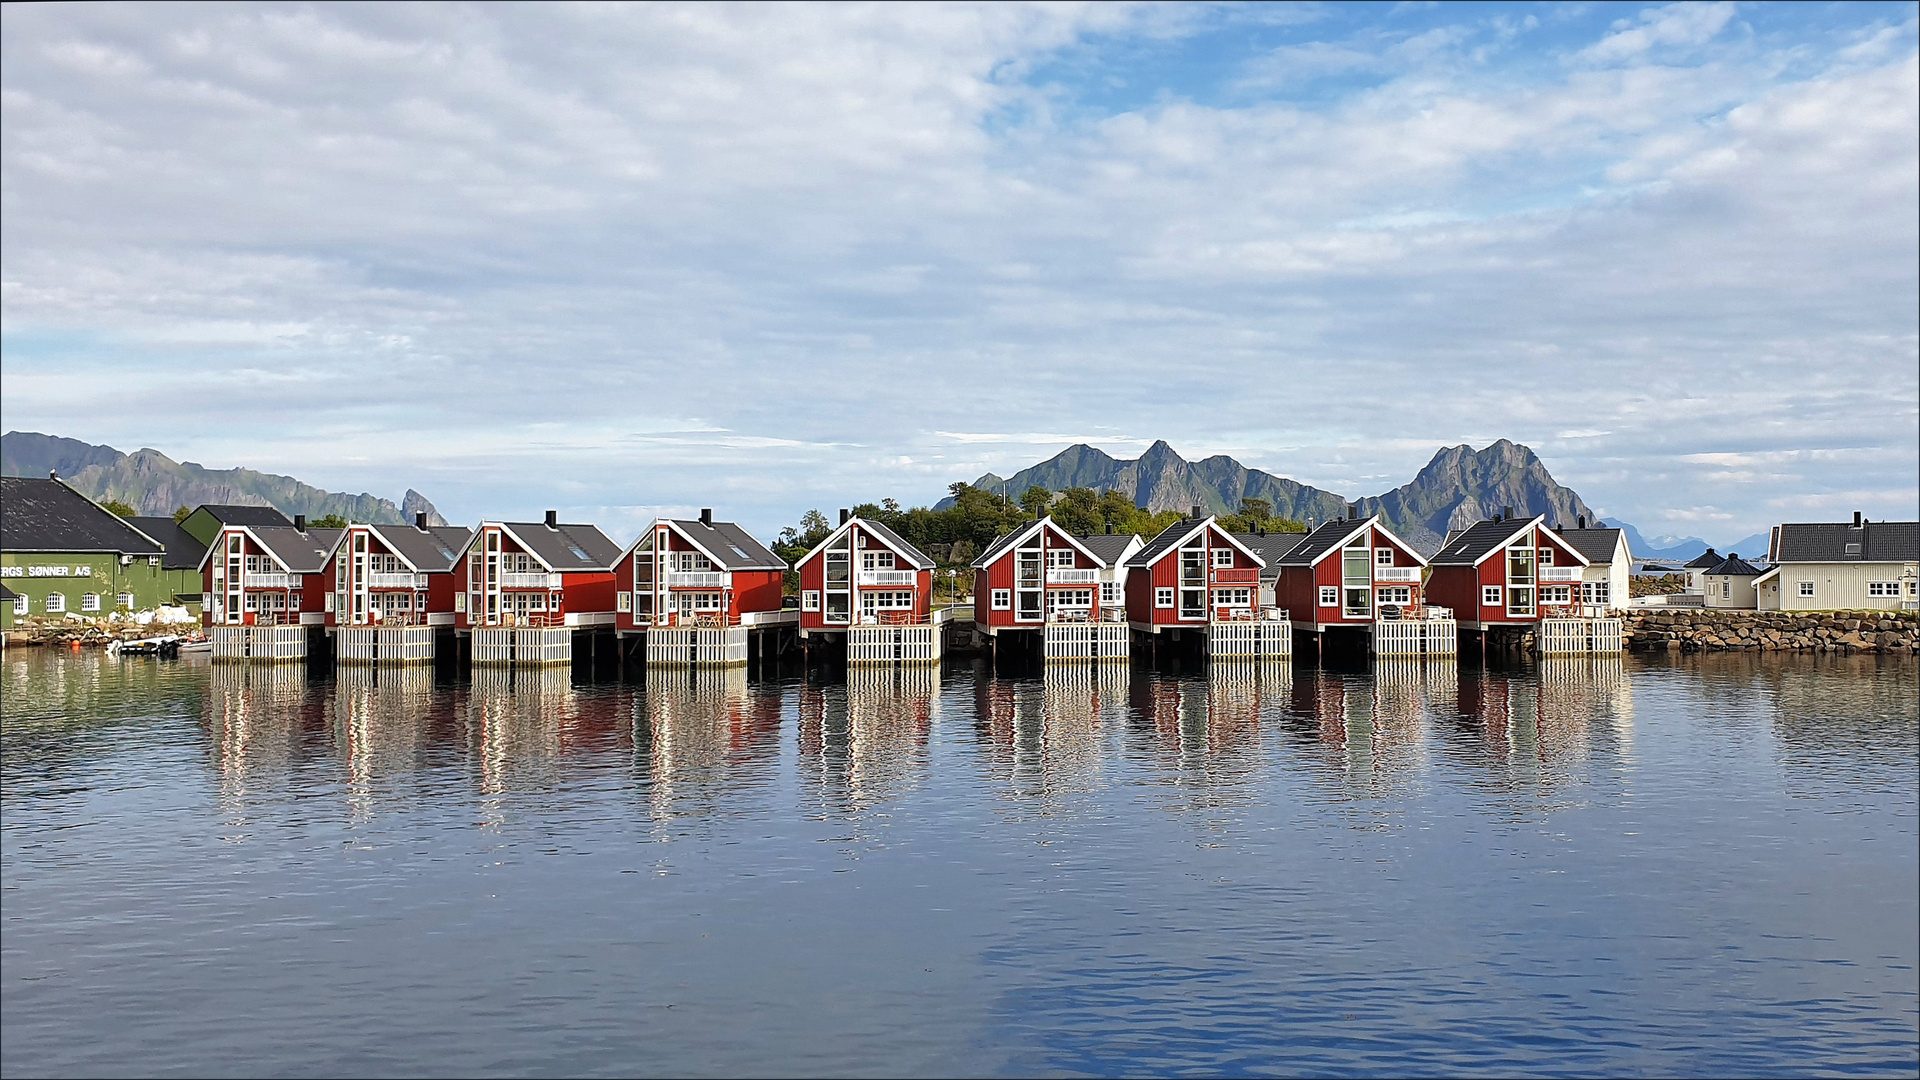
<box><xmin>1624</xmin><ymin>609</ymin><xmax>1918</xmax><ymax>654</ymax></box>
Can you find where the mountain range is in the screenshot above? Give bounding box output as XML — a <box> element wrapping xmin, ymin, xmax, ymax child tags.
<box><xmin>1</xmin><ymin>431</ymin><xmax>446</xmax><ymax>527</ymax></box>
<box><xmin>951</xmin><ymin>439</ymin><xmax>1603</xmax><ymax>555</ymax></box>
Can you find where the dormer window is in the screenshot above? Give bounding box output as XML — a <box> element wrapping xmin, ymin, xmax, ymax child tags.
<box><xmin>1845</xmin><ymin>543</ymin><xmax>1861</xmax><ymax>555</ymax></box>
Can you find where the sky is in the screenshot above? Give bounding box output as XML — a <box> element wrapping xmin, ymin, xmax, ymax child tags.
<box><xmin>2</xmin><ymin>1</ymin><xmax>1915</xmax><ymax>548</ymax></box>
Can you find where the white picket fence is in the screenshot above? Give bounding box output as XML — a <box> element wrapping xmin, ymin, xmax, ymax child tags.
<box><xmin>1373</xmin><ymin>618</ymin><xmax>1458</xmax><ymax>656</ymax></box>
<box><xmin>1043</xmin><ymin>622</ymin><xmax>1130</xmax><ymax>662</ymax></box>
<box><xmin>472</xmin><ymin>627</ymin><xmax>572</xmax><ymax>666</ymax></box>
<box><xmin>1208</xmin><ymin>620</ymin><xmax>1292</xmax><ymax>659</ymax></box>
<box><xmin>210</xmin><ymin>624</ymin><xmax>307</xmax><ymax>661</ymax></box>
<box><xmin>847</xmin><ymin>625</ymin><xmax>942</xmax><ymax>664</ymax></box>
<box><xmin>1539</xmin><ymin>617</ymin><xmax>1624</xmax><ymax>655</ymax></box>
<box><xmin>646</xmin><ymin>626</ymin><xmax>750</xmax><ymax>667</ymax></box>
<box><xmin>336</xmin><ymin>626</ymin><xmax>435</xmax><ymax>664</ymax></box>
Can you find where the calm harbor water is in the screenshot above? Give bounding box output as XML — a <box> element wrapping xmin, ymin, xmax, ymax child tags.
<box><xmin>3</xmin><ymin>650</ymin><xmax>1916</xmax><ymax>1078</ymax></box>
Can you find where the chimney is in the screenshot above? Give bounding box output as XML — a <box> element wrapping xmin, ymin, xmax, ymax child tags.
<box><xmin>294</xmin><ymin>514</ymin><xmax>307</xmax><ymax>532</ymax></box>
<box><xmin>1105</xmin><ymin>522</ymin><xmax>1114</xmax><ymax>534</ymax></box>
<box><xmin>1191</xmin><ymin>504</ymin><xmax>1202</xmax><ymax>520</ymax></box>
<box><xmin>1504</xmin><ymin>505</ymin><xmax>1513</xmax><ymax>521</ymax></box>
<box><xmin>48</xmin><ymin>469</ymin><xmax>58</xmax><ymax>480</ymax></box>
<box><xmin>839</xmin><ymin>508</ymin><xmax>850</xmax><ymax>526</ymax></box>
<box><xmin>1348</xmin><ymin>503</ymin><xmax>1358</xmax><ymax>520</ymax></box>
<box><xmin>700</xmin><ymin>508</ymin><xmax>713</xmax><ymax>526</ymax></box>
<box><xmin>415</xmin><ymin>512</ymin><xmax>428</xmax><ymax>530</ymax></box>
<box><xmin>1852</xmin><ymin>510</ymin><xmax>1862</xmax><ymax>527</ymax></box>
<box><xmin>1555</xmin><ymin>524</ymin><xmax>1563</xmax><ymax>533</ymax></box>
<box><xmin>1578</xmin><ymin>515</ymin><xmax>1586</xmax><ymax>529</ymax></box>
<box><xmin>545</xmin><ymin>510</ymin><xmax>558</xmax><ymax>529</ymax></box>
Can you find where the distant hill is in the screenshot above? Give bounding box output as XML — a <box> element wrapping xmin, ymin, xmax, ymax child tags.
<box><xmin>1</xmin><ymin>431</ymin><xmax>446</xmax><ymax>526</ymax></box>
<box><xmin>948</xmin><ymin>439</ymin><xmax>1600</xmax><ymax>554</ymax></box>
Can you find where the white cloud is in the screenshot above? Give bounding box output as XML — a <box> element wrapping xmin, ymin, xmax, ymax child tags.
<box><xmin>1578</xmin><ymin>2</ymin><xmax>1737</xmax><ymax>65</ymax></box>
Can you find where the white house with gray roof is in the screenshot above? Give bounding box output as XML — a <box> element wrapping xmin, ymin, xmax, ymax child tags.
<box><xmin>1754</xmin><ymin>515</ymin><xmax>1918</xmax><ymax>611</ymax></box>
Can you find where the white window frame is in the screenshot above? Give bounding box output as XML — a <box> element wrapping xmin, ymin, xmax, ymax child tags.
<box><xmin>1544</xmin><ymin>585</ymin><xmax>1572</xmax><ymax>605</ymax></box>
<box><xmin>1049</xmin><ymin>549</ymin><xmax>1075</xmax><ymax>569</ymax></box>
<box><xmin>1100</xmin><ymin>581</ymin><xmax>1118</xmax><ymax>604</ymax></box>
<box><xmin>1375</xmin><ymin>547</ymin><xmax>1394</xmax><ymax>566</ymax></box>
<box><xmin>802</xmin><ymin>590</ymin><xmax>821</xmax><ymax>611</ymax></box>
<box><xmin>46</xmin><ymin>593</ymin><xmax>66</xmax><ymax>613</ymax></box>
<box><xmin>1214</xmin><ymin>587</ymin><xmax>1252</xmax><ymax>609</ymax></box>
<box><xmin>1376</xmin><ymin>585</ymin><xmax>1411</xmax><ymax>606</ymax></box>
<box><xmin>1722</xmin><ymin>581</ymin><xmax>1732</xmax><ymax>598</ymax></box>
<box><xmin>1318</xmin><ymin>586</ymin><xmax>1338</xmax><ymax>607</ymax></box>
<box><xmin>1483</xmin><ymin>585</ymin><xmax>1503</xmax><ymax>608</ymax></box>
<box><xmin>869</xmin><ymin>590</ymin><xmax>915</xmax><ymax>610</ymax></box>
<box><xmin>116</xmin><ymin>592</ymin><xmax>135</xmax><ymax>610</ymax></box>
<box><xmin>1867</xmin><ymin>581</ymin><xmax>1897</xmax><ymax>597</ymax></box>
<box><xmin>80</xmin><ymin>592</ymin><xmax>101</xmax><ymax>612</ymax></box>
<box><xmin>1155</xmin><ymin>587</ymin><xmax>1175</xmax><ymax>609</ymax></box>
<box><xmin>862</xmin><ymin>551</ymin><xmax>896</xmax><ymax>571</ymax></box>
<box><xmin>991</xmin><ymin>589</ymin><xmax>1011</xmax><ymax>611</ymax></box>
<box><xmin>1049</xmin><ymin>589</ymin><xmax>1094</xmax><ymax>612</ymax></box>
<box><xmin>1797</xmin><ymin>581</ymin><xmax>1815</xmax><ymax>598</ymax></box>
<box><xmin>12</xmin><ymin>595</ymin><xmax>27</xmax><ymax>616</ymax></box>
<box><xmin>1212</xmin><ymin>548</ymin><xmax>1234</xmax><ymax>569</ymax></box>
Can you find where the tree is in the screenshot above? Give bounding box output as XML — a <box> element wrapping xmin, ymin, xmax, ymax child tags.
<box><xmin>172</xmin><ymin>505</ymin><xmax>192</xmax><ymax>523</ymax></box>
<box><xmin>1018</xmin><ymin>485</ymin><xmax>1053</xmax><ymax>518</ymax></box>
<box><xmin>101</xmin><ymin>499</ymin><xmax>137</xmax><ymax>518</ymax></box>
<box><xmin>311</xmin><ymin>513</ymin><xmax>349</xmax><ymax>529</ymax></box>
<box><xmin>1240</xmin><ymin>498</ymin><xmax>1272</xmax><ymax>523</ymax></box>
<box><xmin>1052</xmin><ymin>487</ymin><xmax>1103</xmax><ymax>536</ymax></box>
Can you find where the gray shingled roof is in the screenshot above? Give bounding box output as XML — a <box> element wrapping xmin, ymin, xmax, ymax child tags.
<box><xmin>503</xmin><ymin>522</ymin><xmax>623</xmax><ymax>572</ymax></box>
<box><xmin>1125</xmin><ymin>518</ymin><xmax>1206</xmax><ymax>569</ymax></box>
<box><xmin>670</xmin><ymin>519</ymin><xmax>787</xmax><ymax>571</ymax></box>
<box><xmin>1233</xmin><ymin>531</ymin><xmax>1307</xmax><ymax>579</ymax></box>
<box><xmin>196</xmin><ymin>504</ymin><xmax>296</xmax><ymax>528</ymax></box>
<box><xmin>1079</xmin><ymin>532</ymin><xmax>1142</xmax><ymax>566</ymax></box>
<box><xmin>1431</xmin><ymin>518</ymin><xmax>1535</xmax><ymax>566</ymax></box>
<box><xmin>129</xmin><ymin>516</ymin><xmax>209</xmax><ymax>570</ymax></box>
<box><xmin>1705</xmin><ymin>554</ymin><xmax>1763</xmax><ymax>576</ymax></box>
<box><xmin>1</xmin><ymin>477</ymin><xmax>164</xmax><ymax>555</ymax></box>
<box><xmin>856</xmin><ymin>518</ymin><xmax>933</xmax><ymax>569</ymax></box>
<box><xmin>1773</xmin><ymin>521</ymin><xmax>1918</xmax><ymax>563</ymax></box>
<box><xmin>1272</xmin><ymin>519</ymin><xmax>1369</xmax><ymax>567</ymax></box>
<box><xmin>1554</xmin><ymin>527</ymin><xmax>1626</xmax><ymax>566</ymax></box>
<box><xmin>1683</xmin><ymin>548</ymin><xmax>1722</xmax><ymax>569</ymax></box>
<box><xmin>372</xmin><ymin>524</ymin><xmax>473</xmax><ymax>573</ymax></box>
<box><xmin>0</xmin><ymin>583</ymin><xmax>16</xmax><ymax>600</ymax></box>
<box><xmin>969</xmin><ymin>517</ymin><xmax>1109</xmax><ymax>569</ymax></box>
<box><xmin>248</xmin><ymin>526</ymin><xmax>345</xmax><ymax>574</ymax></box>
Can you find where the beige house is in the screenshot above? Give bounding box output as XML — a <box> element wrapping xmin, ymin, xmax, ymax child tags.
<box><xmin>1554</xmin><ymin>521</ymin><xmax>1633</xmax><ymax>613</ymax></box>
<box><xmin>1702</xmin><ymin>554</ymin><xmax>1763</xmax><ymax>609</ymax></box>
<box><xmin>1754</xmin><ymin>516</ymin><xmax>1918</xmax><ymax>611</ymax></box>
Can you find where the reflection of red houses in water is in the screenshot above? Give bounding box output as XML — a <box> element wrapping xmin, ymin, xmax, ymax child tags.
<box><xmin>200</xmin><ymin>520</ymin><xmax>342</xmax><ymax>627</ymax></box>
<box><xmin>323</xmin><ymin>518</ymin><xmax>472</xmax><ymax>628</ymax></box>
<box><xmin>457</xmin><ymin>513</ymin><xmax>622</xmax><ymax>630</ymax></box>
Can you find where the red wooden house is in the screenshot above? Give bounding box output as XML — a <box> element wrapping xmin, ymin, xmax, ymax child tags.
<box><xmin>324</xmin><ymin>516</ymin><xmax>473</xmax><ymax>628</ymax></box>
<box><xmin>971</xmin><ymin>515</ymin><xmax>1121</xmax><ymax>632</ymax></box>
<box><xmin>1272</xmin><ymin>513</ymin><xmax>1429</xmax><ymax>631</ymax></box>
<box><xmin>1426</xmin><ymin>513</ymin><xmax>1590</xmax><ymax>629</ymax></box>
<box><xmin>617</xmin><ymin>509</ymin><xmax>788</xmax><ymax>630</ymax></box>
<box><xmin>199</xmin><ymin>516</ymin><xmax>342</xmax><ymax>627</ymax></box>
<box><xmin>457</xmin><ymin>511</ymin><xmax>623</xmax><ymax>630</ymax></box>
<box><xmin>794</xmin><ymin>512</ymin><xmax>937</xmax><ymax>633</ymax></box>
<box><xmin>1123</xmin><ymin>515</ymin><xmax>1268</xmax><ymax>631</ymax></box>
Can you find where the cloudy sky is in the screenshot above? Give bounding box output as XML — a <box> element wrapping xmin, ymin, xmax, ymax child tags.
<box><xmin>3</xmin><ymin>1</ymin><xmax>1915</xmax><ymax>546</ymax></box>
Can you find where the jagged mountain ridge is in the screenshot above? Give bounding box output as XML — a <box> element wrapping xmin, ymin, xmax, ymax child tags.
<box><xmin>1</xmin><ymin>431</ymin><xmax>445</xmax><ymax>526</ymax></box>
<box><xmin>949</xmin><ymin>439</ymin><xmax>1599</xmax><ymax>554</ymax></box>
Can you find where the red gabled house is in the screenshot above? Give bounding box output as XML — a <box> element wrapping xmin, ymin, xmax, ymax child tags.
<box><xmin>1271</xmin><ymin>513</ymin><xmax>1428</xmax><ymax>630</ymax></box>
<box><xmin>970</xmin><ymin>515</ymin><xmax>1121</xmax><ymax>632</ymax></box>
<box><xmin>324</xmin><ymin>516</ymin><xmax>473</xmax><ymax>628</ymax></box>
<box><xmin>1426</xmin><ymin>513</ymin><xmax>1590</xmax><ymax>629</ymax></box>
<box><xmin>794</xmin><ymin>513</ymin><xmax>937</xmax><ymax>633</ymax></box>
<box><xmin>1123</xmin><ymin>515</ymin><xmax>1268</xmax><ymax>630</ymax></box>
<box><xmin>617</xmin><ymin>509</ymin><xmax>788</xmax><ymax>631</ymax></box>
<box><xmin>200</xmin><ymin>517</ymin><xmax>342</xmax><ymax>627</ymax></box>
<box><xmin>457</xmin><ymin>511</ymin><xmax>622</xmax><ymax>630</ymax></box>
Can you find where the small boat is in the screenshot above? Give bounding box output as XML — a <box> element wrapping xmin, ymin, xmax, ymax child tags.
<box><xmin>112</xmin><ymin>635</ymin><xmax>185</xmax><ymax>658</ymax></box>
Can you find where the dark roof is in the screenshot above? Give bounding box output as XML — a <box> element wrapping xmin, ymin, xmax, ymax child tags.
<box><xmin>669</xmin><ymin>519</ymin><xmax>787</xmax><ymax>571</ymax></box>
<box><xmin>858</xmin><ymin>519</ymin><xmax>933</xmax><ymax>569</ymax></box>
<box><xmin>1431</xmin><ymin>518</ymin><xmax>1534</xmax><ymax>566</ymax></box>
<box><xmin>373</xmin><ymin>524</ymin><xmax>473</xmax><ymax>573</ymax></box>
<box><xmin>1272</xmin><ymin>519</ymin><xmax>1369</xmax><ymax>567</ymax></box>
<box><xmin>128</xmin><ymin>516</ymin><xmax>209</xmax><ymax>570</ymax></box>
<box><xmin>1705</xmin><ymin>554</ymin><xmax>1763</xmax><ymax>576</ymax></box>
<box><xmin>502</xmin><ymin>522</ymin><xmax>622</xmax><ymax>572</ymax></box>
<box><xmin>974</xmin><ymin>524</ymin><xmax>1030</xmax><ymax>567</ymax></box>
<box><xmin>1773</xmin><ymin>521</ymin><xmax>1919</xmax><ymax>564</ymax></box>
<box><xmin>196</xmin><ymin>504</ymin><xmax>295</xmax><ymax>527</ymax></box>
<box><xmin>248</xmin><ymin>526</ymin><xmax>345</xmax><ymax>573</ymax></box>
<box><xmin>1079</xmin><ymin>532</ymin><xmax>1142</xmax><ymax>566</ymax></box>
<box><xmin>0</xmin><ymin>583</ymin><xmax>16</xmax><ymax>600</ymax></box>
<box><xmin>1233</xmin><ymin>531</ymin><xmax>1307</xmax><ymax>579</ymax></box>
<box><xmin>0</xmin><ymin>477</ymin><xmax>164</xmax><ymax>555</ymax></box>
<box><xmin>1126</xmin><ymin>518</ymin><xmax>1206</xmax><ymax>568</ymax></box>
<box><xmin>1683</xmin><ymin>548</ymin><xmax>1722</xmax><ymax>569</ymax></box>
<box><xmin>1554</xmin><ymin>527</ymin><xmax>1625</xmax><ymax>566</ymax></box>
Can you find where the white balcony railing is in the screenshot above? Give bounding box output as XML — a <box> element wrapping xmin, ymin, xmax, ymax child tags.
<box><xmin>1540</xmin><ymin>566</ymin><xmax>1584</xmax><ymax>583</ymax></box>
<box><xmin>1373</xmin><ymin>566</ymin><xmax>1421</xmax><ymax>583</ymax></box>
<box><xmin>243</xmin><ymin>572</ymin><xmax>293</xmax><ymax>589</ymax></box>
<box><xmin>366</xmin><ymin>572</ymin><xmax>428</xmax><ymax>589</ymax></box>
<box><xmin>1045</xmin><ymin>568</ymin><xmax>1100</xmax><ymax>585</ymax></box>
<box><xmin>856</xmin><ymin>569</ymin><xmax>916</xmax><ymax>587</ymax></box>
<box><xmin>667</xmin><ymin>570</ymin><xmax>730</xmax><ymax>589</ymax></box>
<box><xmin>499</xmin><ymin>571</ymin><xmax>563</xmax><ymax>588</ymax></box>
